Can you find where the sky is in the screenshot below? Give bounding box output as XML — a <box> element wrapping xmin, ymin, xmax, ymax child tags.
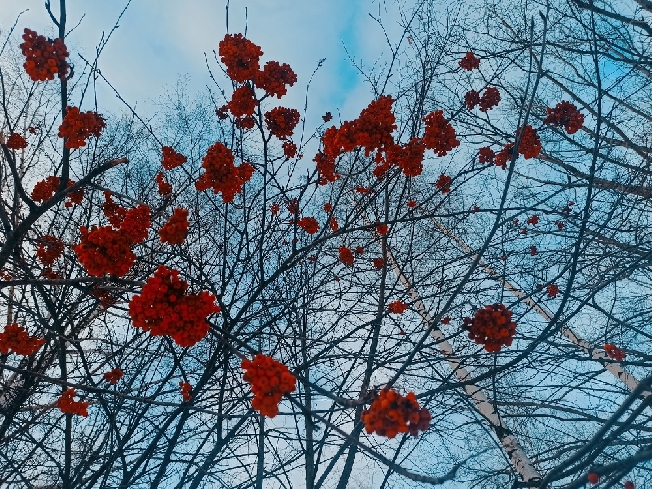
<box><xmin>0</xmin><ymin>0</ymin><xmax>412</xmax><ymax>133</ymax></box>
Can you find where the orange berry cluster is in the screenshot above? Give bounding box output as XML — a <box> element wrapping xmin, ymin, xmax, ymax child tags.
<box><xmin>155</xmin><ymin>172</ymin><xmax>173</xmax><ymax>196</ymax></box>
<box><xmin>384</xmin><ymin>137</ymin><xmax>426</xmax><ymax>177</ymax></box>
<box><xmin>479</xmin><ymin>146</ymin><xmax>495</xmax><ymax>164</ymax></box>
<box><xmin>388</xmin><ymin>301</ymin><xmax>408</xmax><ymax>314</ymax></box>
<box><xmin>543</xmin><ymin>101</ymin><xmax>584</xmax><ymax>134</ymax></box>
<box><xmin>36</xmin><ymin>235</ymin><xmax>65</xmax><ymax>266</ymax></box>
<box><xmin>422</xmin><ymin>110</ymin><xmax>460</xmax><ymax>156</ymax></box>
<box><xmin>103</xmin><ymin>368</ymin><xmax>123</xmax><ymax>384</ymax></box>
<box><xmin>604</xmin><ymin>343</ymin><xmax>626</xmax><ymax>361</ymax></box>
<box><xmin>227</xmin><ymin>85</ymin><xmax>258</xmax><ymax>117</ymax></box>
<box><xmin>478</xmin><ymin>87</ymin><xmax>500</xmax><ymax>112</ymax></box>
<box><xmin>219</xmin><ymin>34</ymin><xmax>264</xmax><ymax>83</ymax></box>
<box><xmin>161</xmin><ymin>146</ymin><xmax>187</xmax><ymax>170</ymax></box>
<box><xmin>339</xmin><ymin>246</ymin><xmax>355</xmax><ymax>266</ymax></box>
<box><xmin>128</xmin><ymin>265</ymin><xmax>220</xmax><ymax>347</ymax></box>
<box><xmin>0</xmin><ymin>323</ymin><xmax>45</xmax><ymax>355</ymax></box>
<box><xmin>6</xmin><ymin>133</ymin><xmax>28</xmax><ymax>150</ymax></box>
<box><xmin>459</xmin><ymin>52</ymin><xmax>480</xmax><ymax>70</ymax></box>
<box><xmin>255</xmin><ymin>60</ymin><xmax>297</xmax><ymax>98</ymax></box>
<box><xmin>58</xmin><ymin>106</ymin><xmax>105</xmax><ymax>149</ymax></box>
<box><xmin>20</xmin><ymin>28</ymin><xmax>69</xmax><ymax>81</ymax></box>
<box><xmin>179</xmin><ymin>382</ymin><xmax>192</xmax><ymax>402</ymax></box>
<box><xmin>298</xmin><ymin>217</ymin><xmax>319</xmax><ymax>235</ymax></box>
<box><xmin>282</xmin><ymin>141</ymin><xmax>297</xmax><ymax>158</ymax></box>
<box><xmin>516</xmin><ymin>125</ymin><xmax>542</xmax><ymax>159</ymax></box>
<box><xmin>462</xmin><ymin>303</ymin><xmax>517</xmax><ymax>352</ymax></box>
<box><xmin>31</xmin><ymin>176</ymin><xmax>83</xmax><ymax>205</ymax></box>
<box><xmin>361</xmin><ymin>388</ymin><xmax>432</xmax><ymax>438</ymax></box>
<box><xmin>102</xmin><ymin>191</ymin><xmax>127</xmax><ymax>227</ymax></box>
<box><xmin>264</xmin><ymin>107</ymin><xmax>300</xmax><ymax>139</ymax></box>
<box><xmin>57</xmin><ymin>388</ymin><xmax>88</xmax><ymax>417</ymax></box>
<box><xmin>195</xmin><ymin>141</ymin><xmax>255</xmax><ymax>203</ymax></box>
<box><xmin>241</xmin><ymin>354</ymin><xmax>296</xmax><ymax>417</ymax></box>
<box><xmin>159</xmin><ymin>207</ymin><xmax>190</xmax><ymax>245</ymax></box>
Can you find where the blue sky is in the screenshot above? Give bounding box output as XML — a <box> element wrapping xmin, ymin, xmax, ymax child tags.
<box><xmin>0</xmin><ymin>0</ymin><xmax>410</xmax><ymax>129</ymax></box>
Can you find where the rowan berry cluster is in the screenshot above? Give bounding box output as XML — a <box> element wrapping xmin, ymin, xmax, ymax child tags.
<box><xmin>516</xmin><ymin>125</ymin><xmax>542</xmax><ymax>159</ymax></box>
<box><xmin>604</xmin><ymin>343</ymin><xmax>626</xmax><ymax>361</ymax></box>
<box><xmin>465</xmin><ymin>90</ymin><xmax>480</xmax><ymax>110</ymax></box>
<box><xmin>179</xmin><ymin>382</ymin><xmax>192</xmax><ymax>402</ymax></box>
<box><xmin>373</xmin><ymin>258</ymin><xmax>385</xmax><ymax>269</ymax></box>
<box><xmin>388</xmin><ymin>301</ymin><xmax>408</xmax><ymax>314</ymax></box>
<box><xmin>339</xmin><ymin>246</ymin><xmax>355</xmax><ymax>266</ymax></box>
<box><xmin>543</xmin><ymin>101</ymin><xmax>584</xmax><ymax>134</ymax></box>
<box><xmin>103</xmin><ymin>368</ymin><xmax>123</xmax><ymax>384</ymax></box>
<box><xmin>20</xmin><ymin>28</ymin><xmax>69</xmax><ymax>81</ymax></box>
<box><xmin>459</xmin><ymin>52</ymin><xmax>480</xmax><ymax>71</ymax></box>
<box><xmin>6</xmin><ymin>133</ymin><xmax>28</xmax><ymax>150</ymax></box>
<box><xmin>361</xmin><ymin>388</ymin><xmax>432</xmax><ymax>438</ymax></box>
<box><xmin>102</xmin><ymin>191</ymin><xmax>126</xmax><ymax>227</ymax></box>
<box><xmin>36</xmin><ymin>235</ymin><xmax>65</xmax><ymax>266</ymax></box>
<box><xmin>159</xmin><ymin>208</ymin><xmax>190</xmax><ymax>245</ymax></box>
<box><xmin>219</xmin><ymin>34</ymin><xmax>264</xmax><ymax>83</ymax></box>
<box><xmin>0</xmin><ymin>323</ymin><xmax>45</xmax><ymax>355</ymax></box>
<box><xmin>128</xmin><ymin>265</ymin><xmax>220</xmax><ymax>347</ymax></box>
<box><xmin>547</xmin><ymin>284</ymin><xmax>559</xmax><ymax>297</ymax></box>
<box><xmin>283</xmin><ymin>141</ymin><xmax>297</xmax><ymax>158</ymax></box>
<box><xmin>195</xmin><ymin>142</ymin><xmax>255</xmax><ymax>203</ymax></box>
<box><xmin>479</xmin><ymin>87</ymin><xmax>500</xmax><ymax>112</ymax></box>
<box><xmin>462</xmin><ymin>303</ymin><xmax>517</xmax><ymax>352</ymax></box>
<box><xmin>228</xmin><ymin>85</ymin><xmax>258</xmax><ymax>117</ymax></box>
<box><xmin>376</xmin><ymin>224</ymin><xmax>389</xmax><ymax>235</ymax></box>
<box><xmin>478</xmin><ymin>146</ymin><xmax>495</xmax><ymax>164</ymax></box>
<box><xmin>435</xmin><ymin>173</ymin><xmax>452</xmax><ymax>193</ymax></box>
<box><xmin>241</xmin><ymin>354</ymin><xmax>296</xmax><ymax>417</ymax></box>
<box><xmin>329</xmin><ymin>217</ymin><xmax>339</xmax><ymax>232</ymax></box>
<box><xmin>422</xmin><ymin>110</ymin><xmax>460</xmax><ymax>156</ymax></box>
<box><xmin>58</xmin><ymin>107</ymin><xmax>105</xmax><ymax>149</ymax></box>
<box><xmin>90</xmin><ymin>288</ymin><xmax>117</xmax><ymax>309</ymax></box>
<box><xmin>298</xmin><ymin>217</ymin><xmax>319</xmax><ymax>234</ymax></box>
<box><xmin>31</xmin><ymin>176</ymin><xmax>83</xmax><ymax>205</ymax></box>
<box><xmin>264</xmin><ymin>107</ymin><xmax>300</xmax><ymax>139</ymax></box>
<box><xmin>527</xmin><ymin>215</ymin><xmax>539</xmax><ymax>225</ymax></box>
<box><xmin>155</xmin><ymin>172</ymin><xmax>173</xmax><ymax>196</ymax></box>
<box><xmin>235</xmin><ymin>116</ymin><xmax>256</xmax><ymax>130</ymax></box>
<box><xmin>161</xmin><ymin>146</ymin><xmax>187</xmax><ymax>170</ymax></box>
<box><xmin>57</xmin><ymin>388</ymin><xmax>88</xmax><ymax>417</ymax></box>
<box><xmin>385</xmin><ymin>138</ymin><xmax>426</xmax><ymax>177</ymax></box>
<box><xmin>494</xmin><ymin>143</ymin><xmax>515</xmax><ymax>169</ymax></box>
<box><xmin>255</xmin><ymin>61</ymin><xmax>297</xmax><ymax>98</ymax></box>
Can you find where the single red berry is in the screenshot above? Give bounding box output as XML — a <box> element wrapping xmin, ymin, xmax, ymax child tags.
<box><xmin>588</xmin><ymin>473</ymin><xmax>599</xmax><ymax>484</ymax></box>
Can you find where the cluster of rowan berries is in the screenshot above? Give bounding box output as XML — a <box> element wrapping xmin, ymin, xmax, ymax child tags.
<box><xmin>264</xmin><ymin>107</ymin><xmax>300</xmax><ymax>139</ymax></box>
<box><xmin>31</xmin><ymin>176</ymin><xmax>83</xmax><ymax>206</ymax></box>
<box><xmin>58</xmin><ymin>106</ymin><xmax>105</xmax><ymax>149</ymax></box>
<box><xmin>329</xmin><ymin>217</ymin><xmax>339</xmax><ymax>232</ymax></box>
<box><xmin>465</xmin><ymin>87</ymin><xmax>501</xmax><ymax>112</ymax></box>
<box><xmin>227</xmin><ymin>85</ymin><xmax>258</xmax><ymax>117</ymax></box>
<box><xmin>159</xmin><ymin>208</ymin><xmax>190</xmax><ymax>245</ymax></box>
<box><xmin>543</xmin><ymin>101</ymin><xmax>584</xmax><ymax>134</ymax></box>
<box><xmin>128</xmin><ymin>265</ymin><xmax>220</xmax><ymax>347</ymax></box>
<box><xmin>5</xmin><ymin>133</ymin><xmax>28</xmax><ymax>150</ymax></box>
<box><xmin>297</xmin><ymin>217</ymin><xmax>319</xmax><ymax>235</ymax></box>
<box><xmin>459</xmin><ymin>52</ymin><xmax>480</xmax><ymax>71</ymax></box>
<box><xmin>255</xmin><ymin>61</ymin><xmax>297</xmax><ymax>98</ymax></box>
<box><xmin>546</xmin><ymin>284</ymin><xmax>559</xmax><ymax>298</ymax></box>
<box><xmin>422</xmin><ymin>110</ymin><xmax>460</xmax><ymax>157</ymax></box>
<box><xmin>20</xmin><ymin>28</ymin><xmax>69</xmax><ymax>81</ymax></box>
<box><xmin>435</xmin><ymin>173</ymin><xmax>453</xmax><ymax>193</ymax></box>
<box><xmin>361</xmin><ymin>388</ymin><xmax>432</xmax><ymax>438</ymax></box>
<box><xmin>195</xmin><ymin>142</ymin><xmax>255</xmax><ymax>203</ymax></box>
<box><xmin>339</xmin><ymin>246</ymin><xmax>355</xmax><ymax>266</ymax></box>
<box><xmin>36</xmin><ymin>235</ymin><xmax>65</xmax><ymax>266</ymax></box>
<box><xmin>241</xmin><ymin>354</ymin><xmax>296</xmax><ymax>417</ymax></box>
<box><xmin>103</xmin><ymin>368</ymin><xmax>124</xmax><ymax>384</ymax></box>
<box><xmin>161</xmin><ymin>146</ymin><xmax>187</xmax><ymax>170</ymax></box>
<box><xmin>155</xmin><ymin>172</ymin><xmax>173</xmax><ymax>196</ymax></box>
<box><xmin>90</xmin><ymin>288</ymin><xmax>117</xmax><ymax>309</ymax></box>
<box><xmin>179</xmin><ymin>382</ymin><xmax>192</xmax><ymax>402</ymax></box>
<box><xmin>604</xmin><ymin>343</ymin><xmax>626</xmax><ymax>361</ymax></box>
<box><xmin>57</xmin><ymin>388</ymin><xmax>88</xmax><ymax>417</ymax></box>
<box><xmin>384</xmin><ymin>137</ymin><xmax>426</xmax><ymax>177</ymax></box>
<box><xmin>462</xmin><ymin>304</ymin><xmax>517</xmax><ymax>352</ymax></box>
<box><xmin>0</xmin><ymin>323</ymin><xmax>45</xmax><ymax>355</ymax></box>
<box><xmin>388</xmin><ymin>301</ymin><xmax>408</xmax><ymax>314</ymax></box>
<box><xmin>516</xmin><ymin>125</ymin><xmax>542</xmax><ymax>159</ymax></box>
<box><xmin>282</xmin><ymin>141</ymin><xmax>297</xmax><ymax>158</ymax></box>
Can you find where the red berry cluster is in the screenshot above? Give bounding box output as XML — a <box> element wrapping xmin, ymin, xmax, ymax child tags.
<box><xmin>516</xmin><ymin>125</ymin><xmax>542</xmax><ymax>159</ymax></box>
<box><xmin>388</xmin><ymin>301</ymin><xmax>408</xmax><ymax>314</ymax></box>
<box><xmin>228</xmin><ymin>85</ymin><xmax>258</xmax><ymax>117</ymax></box>
<box><xmin>102</xmin><ymin>191</ymin><xmax>126</xmax><ymax>227</ymax></box>
<box><xmin>264</xmin><ymin>107</ymin><xmax>300</xmax><ymax>139</ymax></box>
<box><xmin>329</xmin><ymin>217</ymin><xmax>339</xmax><ymax>232</ymax></box>
<box><xmin>361</xmin><ymin>388</ymin><xmax>432</xmax><ymax>438</ymax></box>
<box><xmin>543</xmin><ymin>101</ymin><xmax>584</xmax><ymax>134</ymax></box>
<box><xmin>282</xmin><ymin>141</ymin><xmax>297</xmax><ymax>158</ymax></box>
<box><xmin>36</xmin><ymin>235</ymin><xmax>65</xmax><ymax>266</ymax></box>
<box><xmin>479</xmin><ymin>87</ymin><xmax>500</xmax><ymax>112</ymax></box>
<box><xmin>384</xmin><ymin>137</ymin><xmax>426</xmax><ymax>177</ymax></box>
<box><xmin>422</xmin><ymin>110</ymin><xmax>460</xmax><ymax>156</ymax></box>
<box><xmin>161</xmin><ymin>146</ymin><xmax>187</xmax><ymax>170</ymax></box>
<box><xmin>255</xmin><ymin>61</ymin><xmax>297</xmax><ymax>98</ymax></box>
<box><xmin>195</xmin><ymin>142</ymin><xmax>255</xmax><ymax>203</ymax></box>
<box><xmin>235</xmin><ymin>115</ymin><xmax>256</xmax><ymax>130</ymax></box>
<box><xmin>57</xmin><ymin>388</ymin><xmax>88</xmax><ymax>417</ymax></box>
<box><xmin>465</xmin><ymin>90</ymin><xmax>480</xmax><ymax>110</ymax></box>
<box><xmin>376</xmin><ymin>224</ymin><xmax>389</xmax><ymax>236</ymax></box>
<box><xmin>494</xmin><ymin>143</ymin><xmax>515</xmax><ymax>169</ymax></box>
<box><xmin>241</xmin><ymin>354</ymin><xmax>297</xmax><ymax>417</ymax></box>
<box><xmin>6</xmin><ymin>133</ymin><xmax>28</xmax><ymax>150</ymax></box>
<box><xmin>159</xmin><ymin>207</ymin><xmax>190</xmax><ymax>245</ymax></box>
<box><xmin>103</xmin><ymin>368</ymin><xmax>123</xmax><ymax>384</ymax></box>
<box><xmin>179</xmin><ymin>382</ymin><xmax>192</xmax><ymax>402</ymax></box>
<box><xmin>128</xmin><ymin>265</ymin><xmax>220</xmax><ymax>347</ymax></box>
<box><xmin>547</xmin><ymin>284</ymin><xmax>559</xmax><ymax>297</ymax></box>
<box><xmin>298</xmin><ymin>217</ymin><xmax>319</xmax><ymax>235</ymax></box>
<box><xmin>459</xmin><ymin>52</ymin><xmax>480</xmax><ymax>71</ymax></box>
<box><xmin>604</xmin><ymin>343</ymin><xmax>626</xmax><ymax>361</ymax></box>
<box><xmin>58</xmin><ymin>107</ymin><xmax>105</xmax><ymax>149</ymax></box>
<box><xmin>219</xmin><ymin>34</ymin><xmax>264</xmax><ymax>83</ymax></box>
<box><xmin>462</xmin><ymin>303</ymin><xmax>517</xmax><ymax>352</ymax></box>
<box><xmin>373</xmin><ymin>258</ymin><xmax>385</xmax><ymax>269</ymax></box>
<box><xmin>20</xmin><ymin>28</ymin><xmax>69</xmax><ymax>81</ymax></box>
<box><xmin>435</xmin><ymin>173</ymin><xmax>453</xmax><ymax>193</ymax></box>
<box><xmin>588</xmin><ymin>473</ymin><xmax>599</xmax><ymax>484</ymax></box>
<box><xmin>479</xmin><ymin>146</ymin><xmax>495</xmax><ymax>164</ymax></box>
<box><xmin>0</xmin><ymin>323</ymin><xmax>45</xmax><ymax>355</ymax></box>
<box><xmin>31</xmin><ymin>176</ymin><xmax>83</xmax><ymax>205</ymax></box>
<box><xmin>527</xmin><ymin>215</ymin><xmax>539</xmax><ymax>225</ymax></box>
<box><xmin>90</xmin><ymin>288</ymin><xmax>117</xmax><ymax>309</ymax></box>
<box><xmin>339</xmin><ymin>246</ymin><xmax>355</xmax><ymax>266</ymax></box>
<box><xmin>155</xmin><ymin>172</ymin><xmax>173</xmax><ymax>196</ymax></box>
